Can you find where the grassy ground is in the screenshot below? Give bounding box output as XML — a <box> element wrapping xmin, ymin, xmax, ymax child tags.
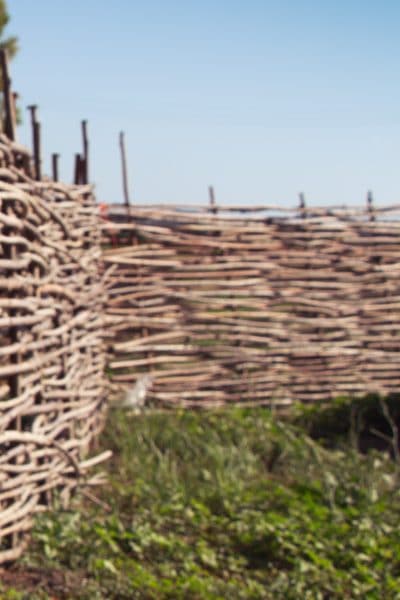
<box><xmin>1</xmin><ymin>401</ymin><xmax>400</xmax><ymax>599</ymax></box>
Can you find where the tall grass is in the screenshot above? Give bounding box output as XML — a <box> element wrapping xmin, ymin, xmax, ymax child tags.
<box><xmin>7</xmin><ymin>404</ymin><xmax>400</xmax><ymax>599</ymax></box>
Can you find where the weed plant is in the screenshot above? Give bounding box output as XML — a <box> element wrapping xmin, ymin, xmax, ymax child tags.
<box><xmin>5</xmin><ymin>403</ymin><xmax>400</xmax><ymax>599</ymax></box>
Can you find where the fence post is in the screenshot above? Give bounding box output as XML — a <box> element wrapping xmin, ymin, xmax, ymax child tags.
<box><xmin>299</xmin><ymin>192</ymin><xmax>306</xmax><ymax>218</ymax></box>
<box><xmin>33</xmin><ymin>122</ymin><xmax>42</xmax><ymax>180</ymax></box>
<box><xmin>0</xmin><ymin>49</ymin><xmax>15</xmax><ymax>140</ymax></box>
<box><xmin>74</xmin><ymin>153</ymin><xmax>84</xmax><ymax>184</ymax></box>
<box><xmin>81</xmin><ymin>120</ymin><xmax>89</xmax><ymax>184</ymax></box>
<box><xmin>27</xmin><ymin>105</ymin><xmax>41</xmax><ymax>180</ymax></box>
<box><xmin>208</xmin><ymin>185</ymin><xmax>218</xmax><ymax>214</ymax></box>
<box><xmin>52</xmin><ymin>153</ymin><xmax>59</xmax><ymax>182</ymax></box>
<box><xmin>119</xmin><ymin>131</ymin><xmax>131</xmax><ymax>215</ymax></box>
<box><xmin>367</xmin><ymin>190</ymin><xmax>375</xmax><ymax>222</ymax></box>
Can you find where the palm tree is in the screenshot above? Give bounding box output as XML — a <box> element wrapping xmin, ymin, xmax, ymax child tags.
<box><xmin>0</xmin><ymin>0</ymin><xmax>18</xmax><ymax>131</ymax></box>
<box><xmin>0</xmin><ymin>0</ymin><xmax>17</xmax><ymax>61</ymax></box>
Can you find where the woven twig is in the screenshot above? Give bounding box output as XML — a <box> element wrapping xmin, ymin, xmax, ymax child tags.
<box><xmin>0</xmin><ymin>137</ymin><xmax>107</xmax><ymax>563</ymax></box>
<box><xmin>103</xmin><ymin>204</ymin><xmax>400</xmax><ymax>408</ymax></box>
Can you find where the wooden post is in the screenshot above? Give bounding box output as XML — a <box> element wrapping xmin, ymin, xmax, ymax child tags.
<box><xmin>367</xmin><ymin>190</ymin><xmax>375</xmax><ymax>222</ymax></box>
<box><xmin>27</xmin><ymin>104</ymin><xmax>37</xmax><ymax>125</ymax></box>
<box><xmin>74</xmin><ymin>153</ymin><xmax>83</xmax><ymax>185</ymax></box>
<box><xmin>11</xmin><ymin>92</ymin><xmax>18</xmax><ymax>134</ymax></box>
<box><xmin>52</xmin><ymin>153</ymin><xmax>59</xmax><ymax>182</ymax></box>
<box><xmin>33</xmin><ymin>121</ymin><xmax>42</xmax><ymax>180</ymax></box>
<box><xmin>0</xmin><ymin>49</ymin><xmax>15</xmax><ymax>140</ymax></box>
<box><xmin>119</xmin><ymin>131</ymin><xmax>131</xmax><ymax>214</ymax></box>
<box><xmin>299</xmin><ymin>192</ymin><xmax>306</xmax><ymax>218</ymax></box>
<box><xmin>27</xmin><ymin>105</ymin><xmax>41</xmax><ymax>180</ymax></box>
<box><xmin>81</xmin><ymin>120</ymin><xmax>89</xmax><ymax>184</ymax></box>
<box><xmin>208</xmin><ymin>185</ymin><xmax>217</xmax><ymax>214</ymax></box>
<box><xmin>2</xmin><ymin>198</ymin><xmax>20</xmax><ymax>408</ymax></box>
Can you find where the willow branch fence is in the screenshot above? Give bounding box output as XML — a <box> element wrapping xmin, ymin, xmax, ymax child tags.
<box><xmin>0</xmin><ymin>135</ymin><xmax>108</xmax><ymax>562</ymax></box>
<box><xmin>103</xmin><ymin>203</ymin><xmax>400</xmax><ymax>409</ymax></box>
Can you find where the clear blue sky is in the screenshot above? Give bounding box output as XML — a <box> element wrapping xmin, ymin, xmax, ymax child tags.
<box><xmin>7</xmin><ymin>1</ymin><xmax>400</xmax><ymax>206</ymax></box>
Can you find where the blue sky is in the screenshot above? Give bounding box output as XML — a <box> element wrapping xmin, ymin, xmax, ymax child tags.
<box><xmin>7</xmin><ymin>1</ymin><xmax>400</xmax><ymax>206</ymax></box>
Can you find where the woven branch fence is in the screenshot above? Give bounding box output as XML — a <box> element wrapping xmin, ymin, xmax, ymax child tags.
<box><xmin>103</xmin><ymin>203</ymin><xmax>400</xmax><ymax>409</ymax></box>
<box><xmin>0</xmin><ymin>135</ymin><xmax>108</xmax><ymax>562</ymax></box>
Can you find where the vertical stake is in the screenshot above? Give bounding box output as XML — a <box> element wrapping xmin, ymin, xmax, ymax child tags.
<box><xmin>11</xmin><ymin>92</ymin><xmax>18</xmax><ymax>134</ymax></box>
<box><xmin>74</xmin><ymin>153</ymin><xmax>83</xmax><ymax>185</ymax></box>
<box><xmin>81</xmin><ymin>120</ymin><xmax>89</xmax><ymax>183</ymax></box>
<box><xmin>52</xmin><ymin>153</ymin><xmax>59</xmax><ymax>182</ymax></box>
<box><xmin>208</xmin><ymin>185</ymin><xmax>217</xmax><ymax>214</ymax></box>
<box><xmin>27</xmin><ymin>105</ymin><xmax>41</xmax><ymax>180</ymax></box>
<box><xmin>367</xmin><ymin>190</ymin><xmax>375</xmax><ymax>222</ymax></box>
<box><xmin>119</xmin><ymin>131</ymin><xmax>131</xmax><ymax>215</ymax></box>
<box><xmin>299</xmin><ymin>192</ymin><xmax>306</xmax><ymax>218</ymax></box>
<box><xmin>0</xmin><ymin>49</ymin><xmax>15</xmax><ymax>140</ymax></box>
<box><xmin>33</xmin><ymin>121</ymin><xmax>42</xmax><ymax>180</ymax></box>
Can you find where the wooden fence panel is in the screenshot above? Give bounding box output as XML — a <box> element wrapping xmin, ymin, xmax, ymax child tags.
<box><xmin>0</xmin><ymin>135</ymin><xmax>108</xmax><ymax>562</ymax></box>
<box><xmin>104</xmin><ymin>204</ymin><xmax>400</xmax><ymax>409</ymax></box>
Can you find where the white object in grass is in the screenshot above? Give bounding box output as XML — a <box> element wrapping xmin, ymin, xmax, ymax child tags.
<box><xmin>121</xmin><ymin>374</ymin><xmax>153</xmax><ymax>410</ymax></box>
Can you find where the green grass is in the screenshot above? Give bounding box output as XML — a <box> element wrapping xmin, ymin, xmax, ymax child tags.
<box><xmin>5</xmin><ymin>403</ymin><xmax>400</xmax><ymax>598</ymax></box>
